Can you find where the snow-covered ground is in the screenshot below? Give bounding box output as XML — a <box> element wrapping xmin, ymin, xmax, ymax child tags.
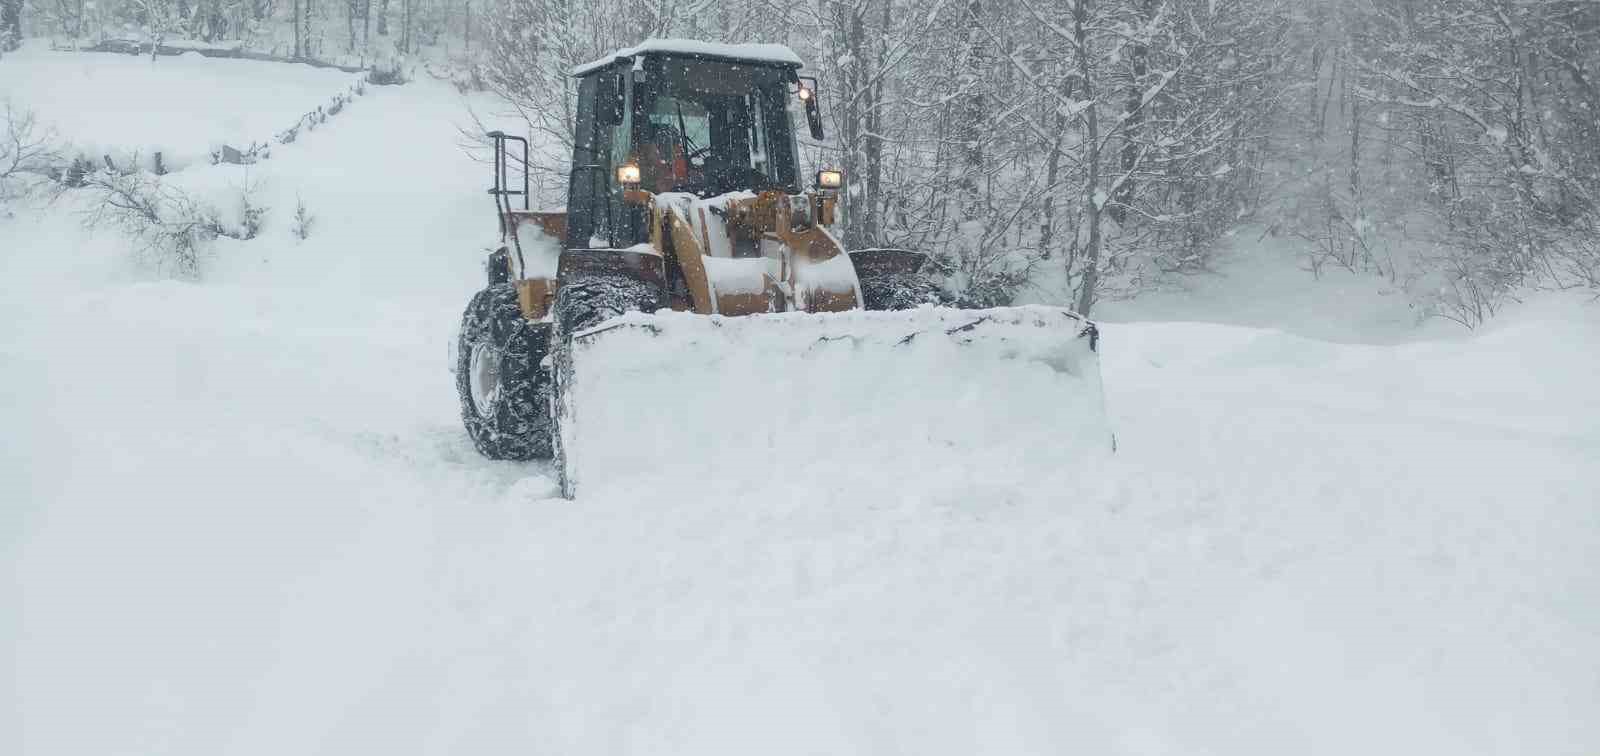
<box><xmin>1093</xmin><ymin>225</ymin><xmax>1435</xmax><ymax>345</ymax></box>
<box><xmin>0</xmin><ymin>42</ymin><xmax>362</xmax><ymax>172</ymax></box>
<box><xmin>4</xmin><ymin>59</ymin><xmax>1599</xmax><ymax>755</ymax></box>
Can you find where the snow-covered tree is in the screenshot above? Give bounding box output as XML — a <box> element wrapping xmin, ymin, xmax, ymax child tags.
<box><xmin>1</xmin><ymin>0</ymin><xmax>23</xmax><ymax>52</ymax></box>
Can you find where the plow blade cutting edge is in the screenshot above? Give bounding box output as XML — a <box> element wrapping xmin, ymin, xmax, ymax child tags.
<box><xmin>551</xmin><ymin>305</ymin><xmax>1111</xmax><ymax>499</ymax></box>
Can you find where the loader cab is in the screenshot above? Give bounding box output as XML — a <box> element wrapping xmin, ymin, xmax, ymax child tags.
<box><xmin>566</xmin><ymin>44</ymin><xmax>817</xmax><ymax>249</ymax></box>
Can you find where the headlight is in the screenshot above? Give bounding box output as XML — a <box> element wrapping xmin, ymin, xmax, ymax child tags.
<box><xmin>616</xmin><ymin>162</ymin><xmax>641</xmax><ymax>186</ymax></box>
<box><xmin>817</xmin><ymin>169</ymin><xmax>842</xmax><ymax>189</ymax></box>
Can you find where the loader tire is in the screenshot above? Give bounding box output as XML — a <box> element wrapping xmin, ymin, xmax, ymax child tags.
<box><xmin>550</xmin><ymin>274</ymin><xmax>665</xmax><ymax>498</ymax></box>
<box><xmin>858</xmin><ymin>272</ymin><xmax>948</xmax><ymax>310</ymax></box>
<box><xmin>456</xmin><ymin>284</ymin><xmax>553</xmax><ymax>460</ymax></box>
<box><xmin>551</xmin><ymin>274</ymin><xmax>666</xmax><ymax>336</ymax></box>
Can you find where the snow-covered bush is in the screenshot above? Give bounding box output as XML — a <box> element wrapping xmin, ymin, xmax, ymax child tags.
<box><xmin>84</xmin><ymin>172</ymin><xmax>211</xmax><ymax>276</ymax></box>
<box><xmin>83</xmin><ymin>171</ymin><xmax>267</xmax><ymax>276</ymax></box>
<box><xmin>237</xmin><ymin>184</ymin><xmax>266</xmax><ymax>239</ymax></box>
<box><xmin>0</xmin><ymin>100</ymin><xmax>57</xmax><ymax>204</ymax></box>
<box><xmin>928</xmin><ymin>232</ymin><xmax>1033</xmax><ymax>310</ymax></box>
<box><xmin>366</xmin><ymin>57</ymin><xmax>409</xmax><ymax>86</ymax></box>
<box><xmin>275</xmin><ymin>83</ymin><xmax>365</xmax><ymax>146</ymax></box>
<box><xmin>291</xmin><ymin>195</ymin><xmax>314</xmax><ymax>240</ymax></box>
<box><xmin>1552</xmin><ymin>224</ymin><xmax>1600</xmax><ymax>292</ymax></box>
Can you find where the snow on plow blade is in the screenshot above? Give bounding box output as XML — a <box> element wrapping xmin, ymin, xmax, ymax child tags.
<box><xmin>555</xmin><ymin>306</ymin><xmax>1110</xmax><ymax>499</ymax></box>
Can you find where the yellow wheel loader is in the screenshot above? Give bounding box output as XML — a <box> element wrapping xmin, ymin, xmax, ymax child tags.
<box><xmin>455</xmin><ymin>40</ymin><xmax>1106</xmax><ymax>497</ymax></box>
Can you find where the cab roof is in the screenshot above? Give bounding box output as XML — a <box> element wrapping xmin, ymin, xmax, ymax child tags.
<box><xmin>571</xmin><ymin>39</ymin><xmax>804</xmax><ymax>77</ymax></box>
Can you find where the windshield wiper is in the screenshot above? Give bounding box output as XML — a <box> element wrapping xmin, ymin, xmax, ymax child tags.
<box><xmin>676</xmin><ymin>102</ymin><xmax>702</xmax><ymax>160</ymax></box>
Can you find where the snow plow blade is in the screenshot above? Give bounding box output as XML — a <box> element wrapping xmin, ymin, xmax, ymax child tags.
<box><xmin>553</xmin><ymin>306</ymin><xmax>1110</xmax><ymax>499</ymax></box>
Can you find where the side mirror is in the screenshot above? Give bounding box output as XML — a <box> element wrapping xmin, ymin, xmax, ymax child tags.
<box><xmin>596</xmin><ymin>73</ymin><xmax>624</xmax><ymax>126</ymax></box>
<box><xmin>798</xmin><ymin>77</ymin><xmax>825</xmax><ymax>140</ymax></box>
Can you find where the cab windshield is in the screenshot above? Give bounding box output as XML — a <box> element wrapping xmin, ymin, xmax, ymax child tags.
<box><xmin>626</xmin><ymin>56</ymin><xmax>800</xmax><ymax>196</ymax></box>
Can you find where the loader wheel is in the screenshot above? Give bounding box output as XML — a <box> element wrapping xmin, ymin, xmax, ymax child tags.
<box><xmin>549</xmin><ymin>274</ymin><xmax>665</xmax><ymax>498</ymax></box>
<box><xmin>456</xmin><ymin>284</ymin><xmax>553</xmax><ymax>460</ymax></box>
<box><xmin>550</xmin><ymin>274</ymin><xmax>666</xmax><ymax>336</ymax></box>
<box><xmin>858</xmin><ymin>272</ymin><xmax>949</xmax><ymax>311</ymax></box>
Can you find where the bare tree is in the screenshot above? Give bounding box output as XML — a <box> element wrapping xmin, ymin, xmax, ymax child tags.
<box><xmin>83</xmin><ymin>168</ymin><xmax>264</xmax><ymax>276</ymax></box>
<box><xmin>1</xmin><ymin>102</ymin><xmax>58</xmax><ymax>204</ymax></box>
<box><xmin>0</xmin><ymin>0</ymin><xmax>22</xmax><ymax>53</ymax></box>
<box><xmin>125</xmin><ymin>0</ymin><xmax>182</xmax><ymax>59</ymax></box>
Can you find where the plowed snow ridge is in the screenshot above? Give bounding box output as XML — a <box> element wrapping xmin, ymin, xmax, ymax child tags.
<box><xmin>560</xmin><ymin>306</ymin><xmax>1107</xmax><ymax>498</ymax></box>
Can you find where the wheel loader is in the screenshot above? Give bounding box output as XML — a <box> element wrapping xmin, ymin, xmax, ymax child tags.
<box><xmin>455</xmin><ymin>40</ymin><xmax>1106</xmax><ymax>497</ymax></box>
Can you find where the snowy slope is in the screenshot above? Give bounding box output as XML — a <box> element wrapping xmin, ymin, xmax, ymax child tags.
<box><xmin>0</xmin><ymin>42</ymin><xmax>362</xmax><ymax>172</ymax></box>
<box><xmin>3</xmin><ymin>66</ymin><xmax>1599</xmax><ymax>755</ymax></box>
<box><xmin>1091</xmin><ymin>225</ymin><xmax>1437</xmax><ymax>345</ymax></box>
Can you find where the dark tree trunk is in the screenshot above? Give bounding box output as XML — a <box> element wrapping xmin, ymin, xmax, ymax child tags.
<box><xmin>293</xmin><ymin>0</ymin><xmax>304</xmax><ymax>57</ymax></box>
<box><xmin>209</xmin><ymin>0</ymin><xmax>228</xmax><ymax>42</ymax></box>
<box><xmin>304</xmin><ymin>0</ymin><xmax>316</xmax><ymax>58</ymax></box>
<box><xmin>1110</xmin><ymin>0</ymin><xmax>1152</xmax><ymax>226</ymax></box>
<box><xmin>860</xmin><ymin>0</ymin><xmax>891</xmax><ymax>246</ymax></box>
<box><xmin>1073</xmin><ymin>0</ymin><xmax>1102</xmax><ymax>316</ymax></box>
<box><xmin>956</xmin><ymin>0</ymin><xmax>987</xmax><ymax>226</ymax></box>
<box><xmin>836</xmin><ymin>4</ymin><xmax>867</xmax><ymax>249</ymax></box>
<box><xmin>1038</xmin><ymin>73</ymin><xmax>1075</xmax><ymax>259</ymax></box>
<box><xmin>0</xmin><ymin>0</ymin><xmax>21</xmax><ymax>52</ymax></box>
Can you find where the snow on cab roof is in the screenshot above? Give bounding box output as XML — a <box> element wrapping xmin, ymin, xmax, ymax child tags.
<box><xmin>572</xmin><ymin>39</ymin><xmax>804</xmax><ymax>76</ymax></box>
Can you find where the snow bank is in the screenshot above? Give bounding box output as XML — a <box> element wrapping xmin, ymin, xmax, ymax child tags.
<box><xmin>560</xmin><ymin>306</ymin><xmax>1107</xmax><ymax>497</ymax></box>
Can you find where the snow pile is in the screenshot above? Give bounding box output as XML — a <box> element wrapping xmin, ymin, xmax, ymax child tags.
<box><xmin>0</xmin><ymin>45</ymin><xmax>361</xmax><ymax>172</ymax></box>
<box><xmin>793</xmin><ymin>250</ymin><xmax>862</xmax><ymax>306</ymax></box>
<box><xmin>560</xmin><ymin>306</ymin><xmax>1106</xmax><ymax>497</ymax></box>
<box><xmin>656</xmin><ymin>190</ymin><xmax>752</xmax><ymax>258</ymax></box>
<box><xmin>513</xmin><ymin>220</ymin><xmax>562</xmax><ymax>278</ymax></box>
<box><xmin>698</xmin><ymin>253</ymin><xmax>769</xmax><ymax>295</ymax></box>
